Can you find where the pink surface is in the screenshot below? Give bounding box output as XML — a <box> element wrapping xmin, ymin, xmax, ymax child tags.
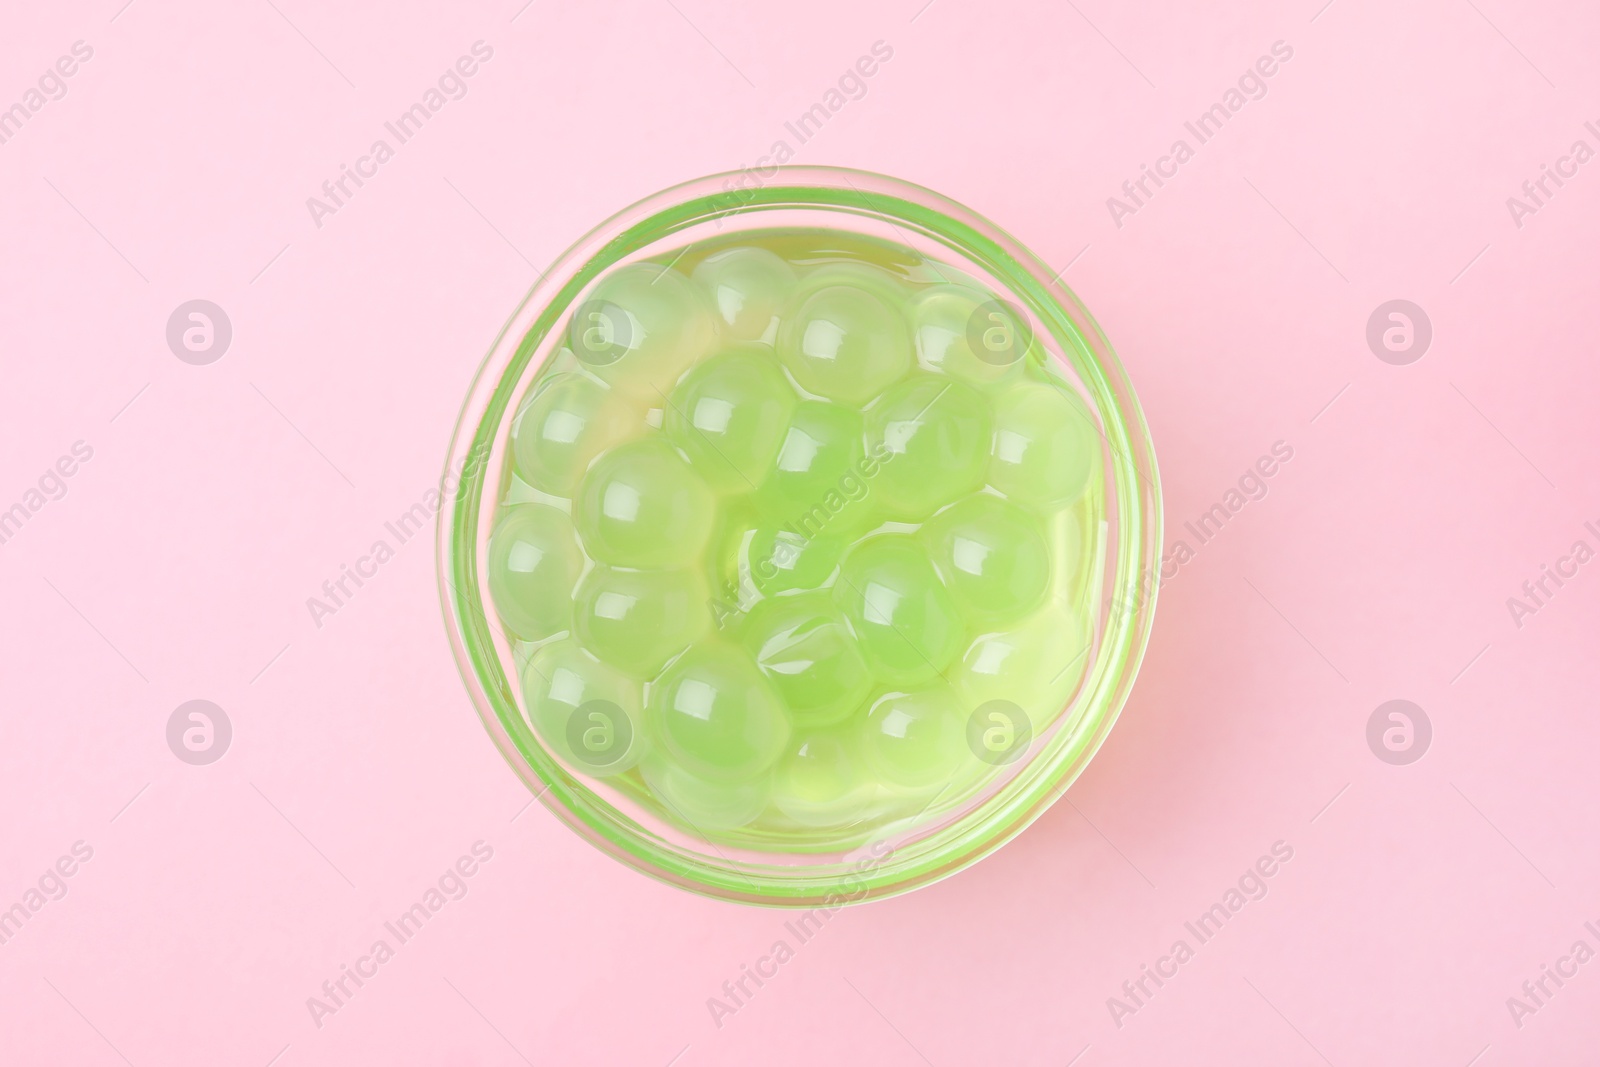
<box><xmin>3</xmin><ymin>1</ymin><xmax>1598</xmax><ymax>1064</ymax></box>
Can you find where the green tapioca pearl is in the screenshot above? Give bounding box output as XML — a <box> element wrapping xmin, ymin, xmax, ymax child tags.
<box><xmin>859</xmin><ymin>688</ymin><xmax>969</xmax><ymax>791</ymax></box>
<box><xmin>641</xmin><ymin>754</ymin><xmax>771</xmax><ymax>832</ymax></box>
<box><xmin>740</xmin><ymin>593</ymin><xmax>872</xmax><ymax>728</ymax></box>
<box><xmin>911</xmin><ymin>284</ymin><xmax>1026</xmax><ymax>386</ymax></box>
<box><xmin>743</xmin><ymin>527</ymin><xmax>846</xmax><ymax>596</ymax></box>
<box><xmin>834</xmin><ymin>536</ymin><xmax>964</xmax><ymax>687</ymax></box>
<box><xmin>574</xmin><ymin>565</ymin><xmax>711</xmax><ymax>677</ymax></box>
<box><xmin>764</xmin><ymin>401</ymin><xmax>860</xmax><ymax>501</ymax></box>
<box><xmin>705</xmin><ymin>501</ymin><xmax>759</xmax><ymax>610</ymax></box>
<box><xmin>865</xmin><ymin>376</ymin><xmax>992</xmax><ymax>521</ymax></box>
<box><xmin>572</xmin><ymin>262</ymin><xmax>716</xmax><ymax>401</ymax></box>
<box><xmin>576</xmin><ymin>438</ymin><xmax>714</xmax><ymax>568</ymax></box>
<box><xmin>664</xmin><ymin>346</ymin><xmax>797</xmax><ymax>492</ymax></box>
<box><xmin>532</xmin><ymin>345</ymin><xmax>583</xmax><ymax>379</ymax></box>
<box><xmin>778</xmin><ymin>285</ymin><xmax>911</xmax><ymax>406</ymax></box>
<box><xmin>922</xmin><ymin>494</ymin><xmax>1050</xmax><ymax>626</ymax></box>
<box><xmin>955</xmin><ymin>604</ymin><xmax>1091</xmax><ymax>731</ymax></box>
<box><xmin>646</xmin><ymin>642</ymin><xmax>790</xmax><ymax>783</ymax></box>
<box><xmin>756</xmin><ymin>401</ymin><xmax>879</xmax><ymax>536</ymax></box>
<box><xmin>989</xmin><ymin>380</ymin><xmax>1100</xmax><ymax>508</ymax></box>
<box><xmin>771</xmin><ymin>730</ymin><xmax>867</xmax><ymax>827</ymax></box>
<box><xmin>522</xmin><ymin>638</ymin><xmax>647</xmax><ymax>775</ymax></box>
<box><xmin>794</xmin><ymin>261</ymin><xmax>912</xmax><ymax>306</ymax></box>
<box><xmin>511</xmin><ymin>372</ymin><xmax>634</xmax><ymax>497</ymax></box>
<box><xmin>691</xmin><ymin>246</ymin><xmax>796</xmax><ymax>344</ymax></box>
<box><xmin>1043</xmin><ymin>502</ymin><xmax>1090</xmax><ymax>610</ymax></box>
<box><xmin>486</xmin><ymin>504</ymin><xmax>583</xmax><ymax>641</ymax></box>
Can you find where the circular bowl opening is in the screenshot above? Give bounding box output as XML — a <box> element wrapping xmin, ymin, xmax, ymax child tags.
<box><xmin>439</xmin><ymin>167</ymin><xmax>1161</xmax><ymax>906</ymax></box>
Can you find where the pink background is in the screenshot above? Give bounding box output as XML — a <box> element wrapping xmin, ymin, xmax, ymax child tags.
<box><xmin>3</xmin><ymin>0</ymin><xmax>1598</xmax><ymax>1064</ymax></box>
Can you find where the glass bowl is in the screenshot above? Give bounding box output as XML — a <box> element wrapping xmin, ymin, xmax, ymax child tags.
<box><xmin>438</xmin><ymin>166</ymin><xmax>1161</xmax><ymax>906</ymax></box>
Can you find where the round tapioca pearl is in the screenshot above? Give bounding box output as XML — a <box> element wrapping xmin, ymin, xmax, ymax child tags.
<box><xmin>865</xmin><ymin>376</ymin><xmax>992</xmax><ymax>521</ymax></box>
<box><xmin>954</xmin><ymin>604</ymin><xmax>1091</xmax><ymax>732</ymax></box>
<box><xmin>1043</xmin><ymin>503</ymin><xmax>1090</xmax><ymax>610</ymax></box>
<box><xmin>859</xmin><ymin>688</ymin><xmax>969</xmax><ymax>791</ymax></box>
<box><xmin>511</xmin><ymin>349</ymin><xmax>583</xmax><ymax>411</ymax></box>
<box><xmin>641</xmin><ymin>753</ymin><xmax>771</xmax><ymax>832</ymax></box>
<box><xmin>576</xmin><ymin>438</ymin><xmax>714</xmax><ymax>569</ymax></box>
<box><xmin>664</xmin><ymin>346</ymin><xmax>797</xmax><ymax>492</ymax></box>
<box><xmin>910</xmin><ymin>284</ymin><xmax>1027</xmax><ymax>386</ymax></box>
<box><xmin>740</xmin><ymin>592</ymin><xmax>872</xmax><ymax>728</ymax></box>
<box><xmin>770</xmin><ymin>730</ymin><xmax>867</xmax><ymax>827</ymax></box>
<box><xmin>573</xmin><ymin>566</ymin><xmax>711</xmax><ymax>678</ymax></box>
<box><xmin>522</xmin><ymin>638</ymin><xmax>647</xmax><ymax>775</ymax></box>
<box><xmin>691</xmin><ymin>246</ymin><xmax>797</xmax><ymax>344</ymax></box>
<box><xmin>540</xmin><ymin>345</ymin><xmax>583</xmax><ymax>378</ymax></box>
<box><xmin>779</xmin><ymin>285</ymin><xmax>911</xmax><ymax>406</ymax></box>
<box><xmin>743</xmin><ymin>527</ymin><xmax>846</xmax><ymax>597</ymax></box>
<box><xmin>1020</xmin><ymin>348</ymin><xmax>1078</xmax><ymax>388</ymax></box>
<box><xmin>704</xmin><ymin>502</ymin><xmax>759</xmax><ymax>615</ymax></box>
<box><xmin>794</xmin><ymin>261</ymin><xmax>912</xmax><ymax>306</ymax></box>
<box><xmin>833</xmin><ymin>536</ymin><xmax>964</xmax><ymax>687</ymax></box>
<box><xmin>646</xmin><ymin>642</ymin><xmax>790</xmax><ymax>783</ymax></box>
<box><xmin>511</xmin><ymin>372</ymin><xmax>634</xmax><ymax>497</ymax></box>
<box><xmin>988</xmin><ymin>380</ymin><xmax>1099</xmax><ymax>508</ymax></box>
<box><xmin>571</xmin><ymin>262</ymin><xmax>716</xmax><ymax>401</ymax></box>
<box><xmin>486</xmin><ymin>504</ymin><xmax>583</xmax><ymax>641</ymax></box>
<box><xmin>921</xmin><ymin>494</ymin><xmax>1050</xmax><ymax>626</ymax></box>
<box><xmin>756</xmin><ymin>400</ymin><xmax>879</xmax><ymax>536</ymax></box>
